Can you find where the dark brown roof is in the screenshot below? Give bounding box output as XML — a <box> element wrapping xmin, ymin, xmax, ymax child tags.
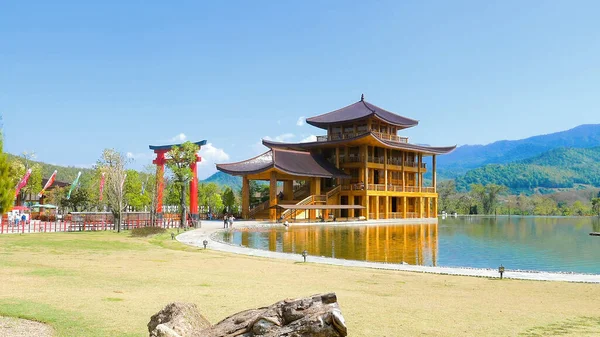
<box><xmin>262</xmin><ymin>132</ymin><xmax>456</xmax><ymax>155</ymax></box>
<box><xmin>306</xmin><ymin>97</ymin><xmax>419</xmax><ymax>130</ymax></box>
<box><xmin>216</xmin><ymin>148</ymin><xmax>350</xmax><ymax>178</ymax></box>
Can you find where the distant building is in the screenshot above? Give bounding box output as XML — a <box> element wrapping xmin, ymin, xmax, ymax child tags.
<box><xmin>217</xmin><ymin>95</ymin><xmax>455</xmax><ymax>221</ymax></box>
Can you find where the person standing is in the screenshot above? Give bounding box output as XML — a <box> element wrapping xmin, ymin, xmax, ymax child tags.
<box><xmin>223</xmin><ymin>214</ymin><xmax>228</xmax><ymax>228</ymax></box>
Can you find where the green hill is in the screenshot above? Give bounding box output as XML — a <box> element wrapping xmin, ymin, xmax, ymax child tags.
<box><xmin>437</xmin><ymin>124</ymin><xmax>600</xmax><ymax>179</ymax></box>
<box><xmin>6</xmin><ymin>153</ymin><xmax>93</xmax><ymax>183</ymax></box>
<box><xmin>201</xmin><ymin>171</ymin><xmax>242</xmax><ymax>191</ymax></box>
<box><xmin>455</xmin><ymin>147</ymin><xmax>600</xmax><ymax>193</ymax></box>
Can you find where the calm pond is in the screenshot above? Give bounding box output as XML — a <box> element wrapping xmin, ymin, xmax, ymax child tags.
<box><xmin>218</xmin><ymin>216</ymin><xmax>600</xmax><ymax>274</ymax></box>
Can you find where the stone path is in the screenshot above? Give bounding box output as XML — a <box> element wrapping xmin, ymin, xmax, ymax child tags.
<box><xmin>0</xmin><ymin>317</ymin><xmax>53</xmax><ymax>337</ymax></box>
<box><xmin>177</xmin><ymin>220</ymin><xmax>600</xmax><ymax>283</ymax></box>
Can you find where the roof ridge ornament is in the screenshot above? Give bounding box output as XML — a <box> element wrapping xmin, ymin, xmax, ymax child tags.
<box><xmin>361</xmin><ymin>94</ymin><xmax>364</xmax><ymax>101</ymax></box>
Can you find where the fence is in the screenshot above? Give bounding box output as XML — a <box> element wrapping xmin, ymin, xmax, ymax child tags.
<box><xmin>0</xmin><ymin>212</ymin><xmax>184</xmax><ymax>235</ymax></box>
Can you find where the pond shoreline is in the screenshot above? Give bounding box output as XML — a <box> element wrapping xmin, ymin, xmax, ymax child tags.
<box><xmin>177</xmin><ymin>219</ymin><xmax>600</xmax><ymax>283</ymax></box>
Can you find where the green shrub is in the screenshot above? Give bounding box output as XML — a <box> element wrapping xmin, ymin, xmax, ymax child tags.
<box><xmin>130</xmin><ymin>226</ymin><xmax>166</xmax><ymax>237</ymax></box>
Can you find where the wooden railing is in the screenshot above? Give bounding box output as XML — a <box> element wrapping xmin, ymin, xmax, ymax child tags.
<box><xmin>316</xmin><ymin>130</ymin><xmax>409</xmax><ymax>144</ymax></box>
<box><xmin>248</xmin><ymin>199</ymin><xmax>270</xmax><ymax>218</ymax></box>
<box><xmin>326</xmin><ymin>185</ymin><xmax>341</xmax><ymax>200</ymax></box>
<box><xmin>280</xmin><ymin>194</ymin><xmax>326</xmax><ymax>219</ymax></box>
<box><xmin>371</xmin><ymin>131</ymin><xmax>409</xmax><ymax>143</ymax></box>
<box><xmin>293</xmin><ymin>184</ymin><xmax>310</xmax><ymax>199</ymax></box>
<box><xmin>340</xmin><ymin>184</ymin><xmax>436</xmax><ymax>193</ymax></box>
<box><xmin>338</xmin><ymin>155</ymin><xmax>426</xmax><ymax>168</ymax></box>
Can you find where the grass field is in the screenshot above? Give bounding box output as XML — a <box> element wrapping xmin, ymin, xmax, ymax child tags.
<box><xmin>0</xmin><ymin>231</ymin><xmax>599</xmax><ymax>336</ymax></box>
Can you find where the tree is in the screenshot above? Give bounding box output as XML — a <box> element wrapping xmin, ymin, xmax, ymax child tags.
<box><xmin>221</xmin><ymin>187</ymin><xmax>236</xmax><ymax>213</ymax></box>
<box><xmin>96</xmin><ymin>149</ymin><xmax>129</xmax><ymax>232</ymax></box>
<box><xmin>0</xmin><ymin>129</ymin><xmax>13</xmax><ymax>214</ymax></box>
<box><xmin>592</xmin><ymin>197</ymin><xmax>600</xmax><ymax>217</ymax></box>
<box><xmin>165</xmin><ymin>141</ymin><xmax>200</xmax><ymax>227</ymax></box>
<box><xmin>198</xmin><ymin>182</ymin><xmax>223</xmax><ymax>215</ymax></box>
<box><xmin>124</xmin><ymin>170</ymin><xmax>151</xmax><ymax>211</ymax></box>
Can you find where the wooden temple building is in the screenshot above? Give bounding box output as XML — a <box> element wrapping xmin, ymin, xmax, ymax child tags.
<box><xmin>217</xmin><ymin>95</ymin><xmax>455</xmax><ymax>222</ymax></box>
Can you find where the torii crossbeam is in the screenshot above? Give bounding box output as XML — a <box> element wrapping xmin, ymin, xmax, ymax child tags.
<box><xmin>149</xmin><ymin>140</ymin><xmax>207</xmax><ymax>221</ymax></box>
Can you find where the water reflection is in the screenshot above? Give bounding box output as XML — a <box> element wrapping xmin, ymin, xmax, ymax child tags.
<box><xmin>221</xmin><ymin>223</ymin><xmax>439</xmax><ymax>265</ymax></box>
<box><xmin>219</xmin><ymin>216</ymin><xmax>600</xmax><ymax>274</ymax></box>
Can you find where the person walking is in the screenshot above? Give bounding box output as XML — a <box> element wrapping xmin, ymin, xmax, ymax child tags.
<box><xmin>228</xmin><ymin>215</ymin><xmax>235</xmax><ymax>228</ymax></box>
<box><xmin>223</xmin><ymin>214</ymin><xmax>228</xmax><ymax>228</ymax></box>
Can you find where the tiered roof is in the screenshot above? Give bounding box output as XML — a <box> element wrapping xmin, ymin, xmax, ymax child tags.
<box><xmin>216</xmin><ymin>148</ymin><xmax>349</xmax><ymax>178</ymax></box>
<box><xmin>306</xmin><ymin>95</ymin><xmax>419</xmax><ymax>130</ymax></box>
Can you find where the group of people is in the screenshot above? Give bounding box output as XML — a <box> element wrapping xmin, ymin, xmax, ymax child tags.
<box><xmin>223</xmin><ymin>214</ymin><xmax>235</xmax><ymax>228</ymax></box>
<box><xmin>7</xmin><ymin>212</ymin><xmax>27</xmax><ymax>226</ymax></box>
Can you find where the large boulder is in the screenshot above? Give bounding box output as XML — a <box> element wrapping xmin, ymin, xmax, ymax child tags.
<box><xmin>148</xmin><ymin>302</ymin><xmax>211</xmax><ymax>337</ymax></box>
<box><xmin>149</xmin><ymin>293</ymin><xmax>347</xmax><ymax>337</ymax></box>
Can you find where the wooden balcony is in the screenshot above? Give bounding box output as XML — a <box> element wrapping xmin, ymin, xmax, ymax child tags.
<box><xmin>340</xmin><ymin>184</ymin><xmax>436</xmax><ymax>193</ymax></box>
<box><xmin>316</xmin><ymin>130</ymin><xmax>409</xmax><ymax>144</ymax></box>
<box><xmin>337</xmin><ymin>155</ymin><xmax>427</xmax><ymax>168</ymax></box>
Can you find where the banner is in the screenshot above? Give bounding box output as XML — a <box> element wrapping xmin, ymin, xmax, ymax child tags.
<box><xmin>14</xmin><ymin>168</ymin><xmax>32</xmax><ymax>197</ymax></box>
<box><xmin>99</xmin><ymin>172</ymin><xmax>105</xmax><ymax>201</ymax></box>
<box><xmin>66</xmin><ymin>171</ymin><xmax>82</xmax><ymax>200</ymax></box>
<box><xmin>38</xmin><ymin>170</ymin><xmax>58</xmax><ymax>197</ymax></box>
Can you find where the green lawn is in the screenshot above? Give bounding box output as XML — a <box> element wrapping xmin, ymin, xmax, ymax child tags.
<box><xmin>0</xmin><ymin>231</ymin><xmax>598</xmax><ymax>336</ymax></box>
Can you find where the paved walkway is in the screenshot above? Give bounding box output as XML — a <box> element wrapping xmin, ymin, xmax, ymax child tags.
<box><xmin>177</xmin><ymin>220</ymin><xmax>600</xmax><ymax>283</ymax></box>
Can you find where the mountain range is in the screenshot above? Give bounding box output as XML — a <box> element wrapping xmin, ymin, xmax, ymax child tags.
<box><xmin>436</xmin><ymin>124</ymin><xmax>600</xmax><ymax>179</ymax></box>
<box><xmin>8</xmin><ymin>123</ymin><xmax>600</xmax><ymax>194</ymax></box>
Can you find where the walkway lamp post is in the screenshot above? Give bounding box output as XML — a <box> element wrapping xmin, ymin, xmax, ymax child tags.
<box><xmin>499</xmin><ymin>265</ymin><xmax>505</xmax><ymax>279</ymax></box>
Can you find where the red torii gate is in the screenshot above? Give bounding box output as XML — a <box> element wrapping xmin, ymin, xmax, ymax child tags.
<box><xmin>149</xmin><ymin>140</ymin><xmax>207</xmax><ymax>221</ymax></box>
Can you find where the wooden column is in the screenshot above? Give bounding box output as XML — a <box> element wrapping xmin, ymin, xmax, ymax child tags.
<box><xmin>384</xmin><ymin>148</ymin><xmax>388</xmax><ymax>191</ymax></box>
<box><xmin>363</xmin><ymin>145</ymin><xmax>369</xmax><ymax>186</ymax></box>
<box><xmin>403</xmin><ymin>196</ymin><xmax>407</xmax><ymax>218</ymax></box>
<box><xmin>242</xmin><ymin>175</ymin><xmax>250</xmax><ymax>219</ymax></box>
<box><xmin>284</xmin><ymin>180</ymin><xmax>293</xmax><ymax>201</ymax></box>
<box><xmin>433</xmin><ymin>197</ymin><xmax>438</xmax><ymax>217</ymax></box>
<box><xmin>419</xmin><ymin>197</ymin><xmax>424</xmax><ymax>218</ymax></box>
<box><xmin>426</xmin><ymin>197</ymin><xmax>430</xmax><ymax>218</ymax></box>
<box><xmin>418</xmin><ymin>153</ymin><xmax>422</xmax><ymax>193</ymax></box>
<box><xmin>269</xmin><ymin>171</ymin><xmax>277</xmax><ymax>222</ymax></box>
<box><xmin>385</xmin><ymin>196</ymin><xmax>389</xmax><ymax>219</ymax></box>
<box><xmin>401</xmin><ymin>152</ymin><xmax>406</xmax><ymax>192</ymax></box>
<box><xmin>365</xmin><ymin>196</ymin><xmax>370</xmax><ymax>220</ymax></box>
<box><xmin>309</xmin><ymin>178</ymin><xmax>321</xmax><ymax>220</ymax></box>
<box><xmin>335</xmin><ymin>147</ymin><xmax>341</xmax><ymax>186</ymax></box>
<box><xmin>432</xmin><ymin>155</ymin><xmax>437</xmax><ymax>193</ymax></box>
<box><xmin>375</xmin><ymin>196</ymin><xmax>379</xmax><ymax>219</ymax></box>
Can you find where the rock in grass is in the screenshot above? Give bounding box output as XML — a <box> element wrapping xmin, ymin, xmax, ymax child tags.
<box><xmin>148</xmin><ymin>302</ymin><xmax>211</xmax><ymax>337</ymax></box>
<box><xmin>149</xmin><ymin>293</ymin><xmax>347</xmax><ymax>337</ymax></box>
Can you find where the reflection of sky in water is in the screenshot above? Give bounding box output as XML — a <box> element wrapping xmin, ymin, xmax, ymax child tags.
<box><xmin>218</xmin><ymin>216</ymin><xmax>600</xmax><ymax>274</ymax></box>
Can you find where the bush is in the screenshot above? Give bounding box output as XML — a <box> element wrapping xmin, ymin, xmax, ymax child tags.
<box><xmin>131</xmin><ymin>226</ymin><xmax>166</xmax><ymax>237</ymax></box>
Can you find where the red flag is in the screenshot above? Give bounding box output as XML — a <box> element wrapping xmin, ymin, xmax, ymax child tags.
<box><xmin>15</xmin><ymin>169</ymin><xmax>32</xmax><ymax>197</ymax></box>
<box><xmin>99</xmin><ymin>172</ymin><xmax>105</xmax><ymax>201</ymax></box>
<box><xmin>38</xmin><ymin>170</ymin><xmax>58</xmax><ymax>198</ymax></box>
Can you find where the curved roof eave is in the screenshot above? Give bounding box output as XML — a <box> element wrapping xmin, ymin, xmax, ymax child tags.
<box><xmin>263</xmin><ymin>133</ymin><xmax>456</xmax><ymax>155</ymax></box>
<box><xmin>306</xmin><ymin>112</ymin><xmax>418</xmax><ymax>130</ymax></box>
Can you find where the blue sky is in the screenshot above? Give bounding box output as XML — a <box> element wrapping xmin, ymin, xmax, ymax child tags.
<box><xmin>2</xmin><ymin>1</ymin><xmax>600</xmax><ymax>179</ymax></box>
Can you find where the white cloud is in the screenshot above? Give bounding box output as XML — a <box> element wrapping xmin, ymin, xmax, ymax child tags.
<box><xmin>126</xmin><ymin>152</ymin><xmax>151</xmax><ymax>161</ymax></box>
<box><xmin>296</xmin><ymin>116</ymin><xmax>305</xmax><ymax>126</ymax></box>
<box><xmin>170</xmin><ymin>133</ymin><xmax>187</xmax><ymax>142</ymax></box>
<box><xmin>300</xmin><ymin>135</ymin><xmax>317</xmax><ymax>143</ymax></box>
<box><xmin>263</xmin><ymin>133</ymin><xmax>295</xmax><ymax>143</ymax></box>
<box><xmin>197</xmin><ymin>143</ymin><xmax>230</xmax><ymax>180</ymax></box>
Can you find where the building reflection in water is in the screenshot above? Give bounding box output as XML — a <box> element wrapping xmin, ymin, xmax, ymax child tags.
<box><xmin>221</xmin><ymin>223</ymin><xmax>438</xmax><ymax>266</ymax></box>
